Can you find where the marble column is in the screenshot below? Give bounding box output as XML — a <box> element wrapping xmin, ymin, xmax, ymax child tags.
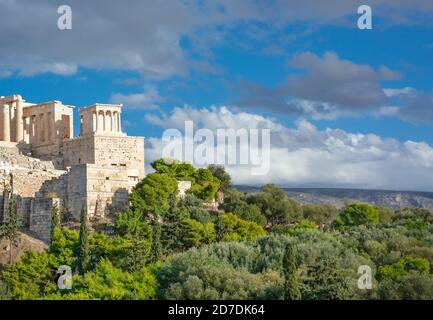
<box><xmin>29</xmin><ymin>116</ymin><xmax>34</xmax><ymax>145</ymax></box>
<box><xmin>110</xmin><ymin>112</ymin><xmax>114</xmax><ymax>132</ymax></box>
<box><xmin>92</xmin><ymin>112</ymin><xmax>97</xmax><ymax>133</ymax></box>
<box><xmin>2</xmin><ymin>104</ymin><xmax>10</xmax><ymax>142</ymax></box>
<box><xmin>45</xmin><ymin>113</ymin><xmax>50</xmax><ymax>143</ymax></box>
<box><xmin>35</xmin><ymin>114</ymin><xmax>41</xmax><ymax>144</ymax></box>
<box><xmin>117</xmin><ymin>112</ymin><xmax>121</xmax><ymax>133</ymax></box>
<box><xmin>15</xmin><ymin>101</ymin><xmax>23</xmax><ymax>143</ymax></box>
<box><xmin>50</xmin><ymin>112</ymin><xmax>55</xmax><ymax>143</ymax></box>
<box><xmin>112</xmin><ymin>112</ymin><xmax>117</xmax><ymax>132</ymax></box>
<box><xmin>97</xmin><ymin>111</ymin><xmax>103</xmax><ymax>133</ymax></box>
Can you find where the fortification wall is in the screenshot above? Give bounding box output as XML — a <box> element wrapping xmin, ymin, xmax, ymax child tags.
<box><xmin>30</xmin><ymin>198</ymin><xmax>60</xmax><ymax>243</ymax></box>
<box><xmin>85</xmin><ymin>164</ymin><xmax>132</xmax><ymax>218</ymax></box>
<box><xmin>61</xmin><ymin>135</ymin><xmax>95</xmax><ymax>168</ymax></box>
<box><xmin>93</xmin><ymin>135</ymin><xmax>145</xmax><ymax>179</ymax></box>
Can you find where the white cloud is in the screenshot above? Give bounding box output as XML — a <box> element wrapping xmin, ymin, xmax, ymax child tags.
<box><xmin>384</xmin><ymin>87</ymin><xmax>416</xmax><ymax>98</ymax></box>
<box><xmin>145</xmin><ymin>106</ymin><xmax>433</xmax><ymax>191</ymax></box>
<box><xmin>110</xmin><ymin>86</ymin><xmax>163</xmax><ymax>110</ymax></box>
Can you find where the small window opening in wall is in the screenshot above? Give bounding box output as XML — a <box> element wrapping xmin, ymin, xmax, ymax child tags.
<box><xmin>111</xmin><ymin>163</ymin><xmax>117</xmax><ymax>166</ymax></box>
<box><xmin>106</xmin><ymin>177</ymin><xmax>110</xmax><ymax>180</ymax></box>
<box><xmin>78</xmin><ymin>158</ymin><xmax>81</xmax><ymax>164</ymax></box>
<box><xmin>120</xmin><ymin>163</ymin><xmax>126</xmax><ymax>167</ymax></box>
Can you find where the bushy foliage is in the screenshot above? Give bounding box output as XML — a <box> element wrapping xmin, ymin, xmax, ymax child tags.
<box><xmin>156</xmin><ymin>243</ymin><xmax>284</xmax><ymax>300</ymax></box>
<box><xmin>1</xmin><ymin>160</ymin><xmax>433</xmax><ymax>301</ymax></box>
<box><xmin>45</xmin><ymin>259</ymin><xmax>157</xmax><ymax>300</ymax></box>
<box><xmin>215</xmin><ymin>213</ymin><xmax>265</xmax><ymax>242</ymax></box>
<box><xmin>333</xmin><ymin>202</ymin><xmax>379</xmax><ymax>229</ymax></box>
<box><xmin>208</xmin><ymin>164</ymin><xmax>232</xmax><ymax>193</ymax></box>
<box><xmin>247</xmin><ymin>184</ymin><xmax>303</xmax><ymax>225</ymax></box>
<box><xmin>129</xmin><ymin>173</ymin><xmax>178</xmax><ymax>214</ymax></box>
<box><xmin>378</xmin><ymin>256</ymin><xmax>430</xmax><ymax>281</ymax></box>
<box><xmin>302</xmin><ymin>204</ymin><xmax>337</xmax><ymax>227</ymax></box>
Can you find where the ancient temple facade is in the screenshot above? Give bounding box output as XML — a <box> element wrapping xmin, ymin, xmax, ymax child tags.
<box><xmin>0</xmin><ymin>94</ymin><xmax>145</xmax><ymax>242</ymax></box>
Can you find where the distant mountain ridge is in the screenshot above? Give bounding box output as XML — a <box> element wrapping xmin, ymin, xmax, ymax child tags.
<box><xmin>235</xmin><ymin>186</ymin><xmax>433</xmax><ymax>210</ymax></box>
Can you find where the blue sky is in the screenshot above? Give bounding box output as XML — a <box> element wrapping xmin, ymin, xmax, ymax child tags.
<box><xmin>1</xmin><ymin>0</ymin><xmax>433</xmax><ymax>190</ymax></box>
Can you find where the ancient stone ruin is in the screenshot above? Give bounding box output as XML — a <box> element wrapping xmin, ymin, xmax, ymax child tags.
<box><xmin>0</xmin><ymin>94</ymin><xmax>145</xmax><ymax>242</ymax></box>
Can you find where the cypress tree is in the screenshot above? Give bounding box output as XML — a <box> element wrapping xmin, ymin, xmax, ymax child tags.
<box><xmin>283</xmin><ymin>243</ymin><xmax>301</xmax><ymax>300</ymax></box>
<box><xmin>77</xmin><ymin>204</ymin><xmax>89</xmax><ymax>274</ymax></box>
<box><xmin>0</xmin><ymin>197</ymin><xmax>22</xmax><ymax>264</ymax></box>
<box><xmin>50</xmin><ymin>202</ymin><xmax>61</xmax><ymax>242</ymax></box>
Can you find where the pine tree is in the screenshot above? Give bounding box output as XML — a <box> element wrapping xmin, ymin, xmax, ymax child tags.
<box><xmin>0</xmin><ymin>197</ymin><xmax>22</xmax><ymax>264</ymax></box>
<box><xmin>283</xmin><ymin>243</ymin><xmax>301</xmax><ymax>300</ymax></box>
<box><xmin>77</xmin><ymin>204</ymin><xmax>89</xmax><ymax>274</ymax></box>
<box><xmin>50</xmin><ymin>202</ymin><xmax>61</xmax><ymax>242</ymax></box>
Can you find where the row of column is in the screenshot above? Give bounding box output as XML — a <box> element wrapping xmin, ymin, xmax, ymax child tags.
<box><xmin>1</xmin><ymin>102</ymin><xmax>23</xmax><ymax>143</ymax></box>
<box><xmin>1</xmin><ymin>105</ymin><xmax>56</xmax><ymax>145</ymax></box>
<box><xmin>94</xmin><ymin>111</ymin><xmax>121</xmax><ymax>133</ymax></box>
<box><xmin>25</xmin><ymin>112</ymin><xmax>56</xmax><ymax>145</ymax></box>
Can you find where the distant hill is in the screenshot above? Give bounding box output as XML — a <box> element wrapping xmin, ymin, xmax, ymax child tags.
<box><xmin>235</xmin><ymin>186</ymin><xmax>433</xmax><ymax>210</ymax></box>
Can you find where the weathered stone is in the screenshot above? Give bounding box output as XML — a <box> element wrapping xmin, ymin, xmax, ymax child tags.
<box><xmin>0</xmin><ymin>94</ymin><xmax>145</xmax><ymax>242</ymax></box>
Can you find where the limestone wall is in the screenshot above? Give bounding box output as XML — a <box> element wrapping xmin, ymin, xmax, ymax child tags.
<box><xmin>30</xmin><ymin>198</ymin><xmax>60</xmax><ymax>243</ymax></box>
<box><xmin>93</xmin><ymin>135</ymin><xmax>145</xmax><ymax>179</ymax></box>
<box><xmin>85</xmin><ymin>164</ymin><xmax>133</xmax><ymax>218</ymax></box>
<box><xmin>61</xmin><ymin>135</ymin><xmax>96</xmax><ymax>168</ymax></box>
<box><xmin>65</xmin><ymin>165</ymin><xmax>87</xmax><ymax>220</ymax></box>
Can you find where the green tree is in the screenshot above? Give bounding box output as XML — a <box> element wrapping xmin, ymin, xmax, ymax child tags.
<box><xmin>248</xmin><ymin>184</ymin><xmax>302</xmax><ymax>226</ymax></box>
<box><xmin>376</xmin><ymin>206</ymin><xmax>393</xmax><ymax>224</ymax></box>
<box><xmin>151</xmin><ymin>215</ymin><xmax>162</xmax><ymax>263</ymax></box>
<box><xmin>191</xmin><ymin>168</ymin><xmax>220</xmax><ymax>201</ymax></box>
<box><xmin>208</xmin><ymin>164</ymin><xmax>232</xmax><ymax>193</ymax></box>
<box><xmin>45</xmin><ymin>259</ymin><xmax>157</xmax><ymax>300</ymax></box>
<box><xmin>179</xmin><ymin>218</ymin><xmax>216</xmax><ymax>249</ymax></box>
<box><xmin>179</xmin><ymin>194</ymin><xmax>212</xmax><ymax>224</ymax></box>
<box><xmin>129</xmin><ymin>173</ymin><xmax>178</xmax><ymax>214</ymax></box>
<box><xmin>215</xmin><ymin>213</ymin><xmax>265</xmax><ymax>242</ymax></box>
<box><xmin>233</xmin><ymin>202</ymin><xmax>267</xmax><ymax>226</ymax></box>
<box><xmin>151</xmin><ymin>159</ymin><xmax>195</xmax><ymax>180</ymax></box>
<box><xmin>333</xmin><ymin>202</ymin><xmax>379</xmax><ymax>229</ymax></box>
<box><xmin>113</xmin><ymin>208</ymin><xmax>152</xmax><ymax>239</ymax></box>
<box><xmin>378</xmin><ymin>256</ymin><xmax>431</xmax><ymax>281</ymax></box>
<box><xmin>378</xmin><ymin>272</ymin><xmax>433</xmax><ymax>300</ymax></box>
<box><xmin>50</xmin><ymin>202</ymin><xmax>61</xmax><ymax>242</ymax></box>
<box><xmin>77</xmin><ymin>205</ymin><xmax>89</xmax><ymax>274</ymax></box>
<box><xmin>0</xmin><ymin>251</ymin><xmax>55</xmax><ymax>299</ymax></box>
<box><xmin>283</xmin><ymin>244</ymin><xmax>301</xmax><ymax>300</ymax></box>
<box><xmin>302</xmin><ymin>204</ymin><xmax>337</xmax><ymax>227</ymax></box>
<box><xmin>0</xmin><ymin>197</ymin><xmax>22</xmax><ymax>264</ymax></box>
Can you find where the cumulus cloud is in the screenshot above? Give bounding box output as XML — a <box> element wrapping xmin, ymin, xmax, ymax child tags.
<box><xmin>234</xmin><ymin>52</ymin><xmax>401</xmax><ymax>119</ymax></box>
<box><xmin>145</xmin><ymin>106</ymin><xmax>433</xmax><ymax>191</ymax></box>
<box><xmin>110</xmin><ymin>86</ymin><xmax>163</xmax><ymax>110</ymax></box>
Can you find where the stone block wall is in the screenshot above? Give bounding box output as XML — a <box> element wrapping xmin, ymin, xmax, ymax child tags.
<box><xmin>93</xmin><ymin>135</ymin><xmax>145</xmax><ymax>179</ymax></box>
<box><xmin>30</xmin><ymin>197</ymin><xmax>60</xmax><ymax>243</ymax></box>
<box><xmin>61</xmin><ymin>135</ymin><xmax>95</xmax><ymax>168</ymax></box>
<box><xmin>65</xmin><ymin>165</ymin><xmax>87</xmax><ymax>220</ymax></box>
